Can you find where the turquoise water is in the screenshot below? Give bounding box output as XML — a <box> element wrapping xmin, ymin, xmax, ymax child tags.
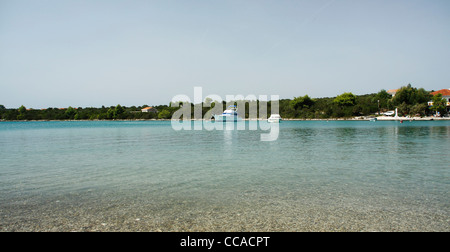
<box><xmin>0</xmin><ymin>121</ymin><xmax>449</xmax><ymax>231</ymax></box>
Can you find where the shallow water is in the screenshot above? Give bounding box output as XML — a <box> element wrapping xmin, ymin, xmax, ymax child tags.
<box><xmin>0</xmin><ymin>121</ymin><xmax>449</xmax><ymax>231</ymax></box>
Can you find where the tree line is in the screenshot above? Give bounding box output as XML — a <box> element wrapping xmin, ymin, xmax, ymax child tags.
<box><xmin>0</xmin><ymin>104</ymin><xmax>178</xmax><ymax>121</ymax></box>
<box><xmin>1</xmin><ymin>84</ymin><xmax>448</xmax><ymax>121</ymax></box>
<box><xmin>281</xmin><ymin>84</ymin><xmax>434</xmax><ymax>119</ymax></box>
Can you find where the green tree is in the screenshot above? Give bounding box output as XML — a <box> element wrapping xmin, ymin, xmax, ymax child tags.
<box><xmin>373</xmin><ymin>89</ymin><xmax>392</xmax><ymax>112</ymax></box>
<box><xmin>18</xmin><ymin>105</ymin><xmax>26</xmax><ymax>114</ymax></box>
<box><xmin>106</xmin><ymin>108</ymin><xmax>115</xmax><ymax>119</ymax></box>
<box><xmin>392</xmin><ymin>84</ymin><xmax>431</xmax><ymax>106</ymax></box>
<box><xmin>334</xmin><ymin>92</ymin><xmax>356</xmax><ymax>107</ymax></box>
<box><xmin>290</xmin><ymin>95</ymin><xmax>315</xmax><ymax>110</ymax></box>
<box><xmin>0</xmin><ymin>105</ymin><xmax>4</xmax><ymax>120</ymax></box>
<box><xmin>17</xmin><ymin>105</ymin><xmax>27</xmax><ymax>120</ymax></box>
<box><xmin>397</xmin><ymin>102</ymin><xmax>410</xmax><ymax>116</ymax></box>
<box><xmin>431</xmin><ymin>94</ymin><xmax>447</xmax><ymax>116</ymax></box>
<box><xmin>114</xmin><ymin>104</ymin><xmax>125</xmax><ymax>119</ymax></box>
<box><xmin>65</xmin><ymin>106</ymin><xmax>77</xmax><ymax>120</ymax></box>
<box><xmin>158</xmin><ymin>109</ymin><xmax>171</xmax><ymax>119</ymax></box>
<box><xmin>410</xmin><ymin>103</ymin><xmax>428</xmax><ymax>117</ymax></box>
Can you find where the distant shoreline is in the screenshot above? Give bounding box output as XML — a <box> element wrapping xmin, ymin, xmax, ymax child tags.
<box><xmin>1</xmin><ymin>116</ymin><xmax>449</xmax><ymax>122</ymax></box>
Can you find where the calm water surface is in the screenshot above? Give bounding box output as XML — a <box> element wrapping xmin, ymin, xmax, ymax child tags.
<box><xmin>0</xmin><ymin>121</ymin><xmax>449</xmax><ymax>231</ymax></box>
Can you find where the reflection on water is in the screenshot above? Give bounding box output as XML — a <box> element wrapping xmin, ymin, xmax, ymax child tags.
<box><xmin>223</xmin><ymin>128</ymin><xmax>233</xmax><ymax>149</ymax></box>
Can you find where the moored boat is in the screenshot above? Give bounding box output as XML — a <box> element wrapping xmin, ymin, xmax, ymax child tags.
<box><xmin>268</xmin><ymin>114</ymin><xmax>282</xmax><ymax>123</ymax></box>
<box><xmin>214</xmin><ymin>105</ymin><xmax>242</xmax><ymax>122</ymax></box>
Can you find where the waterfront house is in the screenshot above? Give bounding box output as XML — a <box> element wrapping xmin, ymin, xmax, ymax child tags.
<box><xmin>428</xmin><ymin>89</ymin><xmax>450</xmax><ymax>114</ymax></box>
<box><xmin>141</xmin><ymin>107</ymin><xmax>158</xmax><ymax>113</ymax></box>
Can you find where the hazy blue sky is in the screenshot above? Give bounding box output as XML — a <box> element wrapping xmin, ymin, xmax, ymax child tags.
<box><xmin>1</xmin><ymin>0</ymin><xmax>449</xmax><ymax>108</ymax></box>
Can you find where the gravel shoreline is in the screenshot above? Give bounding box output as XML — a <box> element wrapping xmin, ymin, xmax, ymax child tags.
<box><xmin>1</xmin><ymin>191</ymin><xmax>448</xmax><ymax>232</ymax></box>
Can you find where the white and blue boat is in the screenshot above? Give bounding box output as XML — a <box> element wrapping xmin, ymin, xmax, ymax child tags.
<box><xmin>214</xmin><ymin>105</ymin><xmax>242</xmax><ymax>122</ymax></box>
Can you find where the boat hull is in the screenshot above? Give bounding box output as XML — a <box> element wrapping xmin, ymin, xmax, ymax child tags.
<box><xmin>214</xmin><ymin>115</ymin><xmax>242</xmax><ymax>122</ymax></box>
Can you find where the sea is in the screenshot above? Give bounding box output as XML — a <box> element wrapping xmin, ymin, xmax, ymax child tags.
<box><xmin>0</xmin><ymin>120</ymin><xmax>449</xmax><ymax>231</ymax></box>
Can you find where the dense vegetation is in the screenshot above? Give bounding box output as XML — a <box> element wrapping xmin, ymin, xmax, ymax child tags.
<box><xmin>0</xmin><ymin>84</ymin><xmax>447</xmax><ymax>121</ymax></box>
<box><xmin>0</xmin><ymin>104</ymin><xmax>178</xmax><ymax>121</ymax></box>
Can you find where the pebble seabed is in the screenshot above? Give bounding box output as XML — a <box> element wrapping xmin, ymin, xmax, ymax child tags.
<box><xmin>1</xmin><ymin>189</ymin><xmax>448</xmax><ymax>232</ymax></box>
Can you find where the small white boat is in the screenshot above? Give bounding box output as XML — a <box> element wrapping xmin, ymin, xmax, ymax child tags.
<box><xmin>383</xmin><ymin>111</ymin><xmax>395</xmax><ymax>116</ymax></box>
<box><xmin>268</xmin><ymin>114</ymin><xmax>282</xmax><ymax>123</ymax></box>
<box><xmin>214</xmin><ymin>105</ymin><xmax>242</xmax><ymax>122</ymax></box>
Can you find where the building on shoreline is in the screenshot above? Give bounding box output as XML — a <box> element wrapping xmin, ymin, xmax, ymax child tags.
<box><xmin>141</xmin><ymin>107</ymin><xmax>158</xmax><ymax>113</ymax></box>
<box><xmin>428</xmin><ymin>89</ymin><xmax>450</xmax><ymax>114</ymax></box>
<box><xmin>387</xmin><ymin>89</ymin><xmax>399</xmax><ymax>97</ymax></box>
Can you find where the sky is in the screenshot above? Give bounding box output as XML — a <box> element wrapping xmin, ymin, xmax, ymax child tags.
<box><xmin>1</xmin><ymin>0</ymin><xmax>450</xmax><ymax>108</ymax></box>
